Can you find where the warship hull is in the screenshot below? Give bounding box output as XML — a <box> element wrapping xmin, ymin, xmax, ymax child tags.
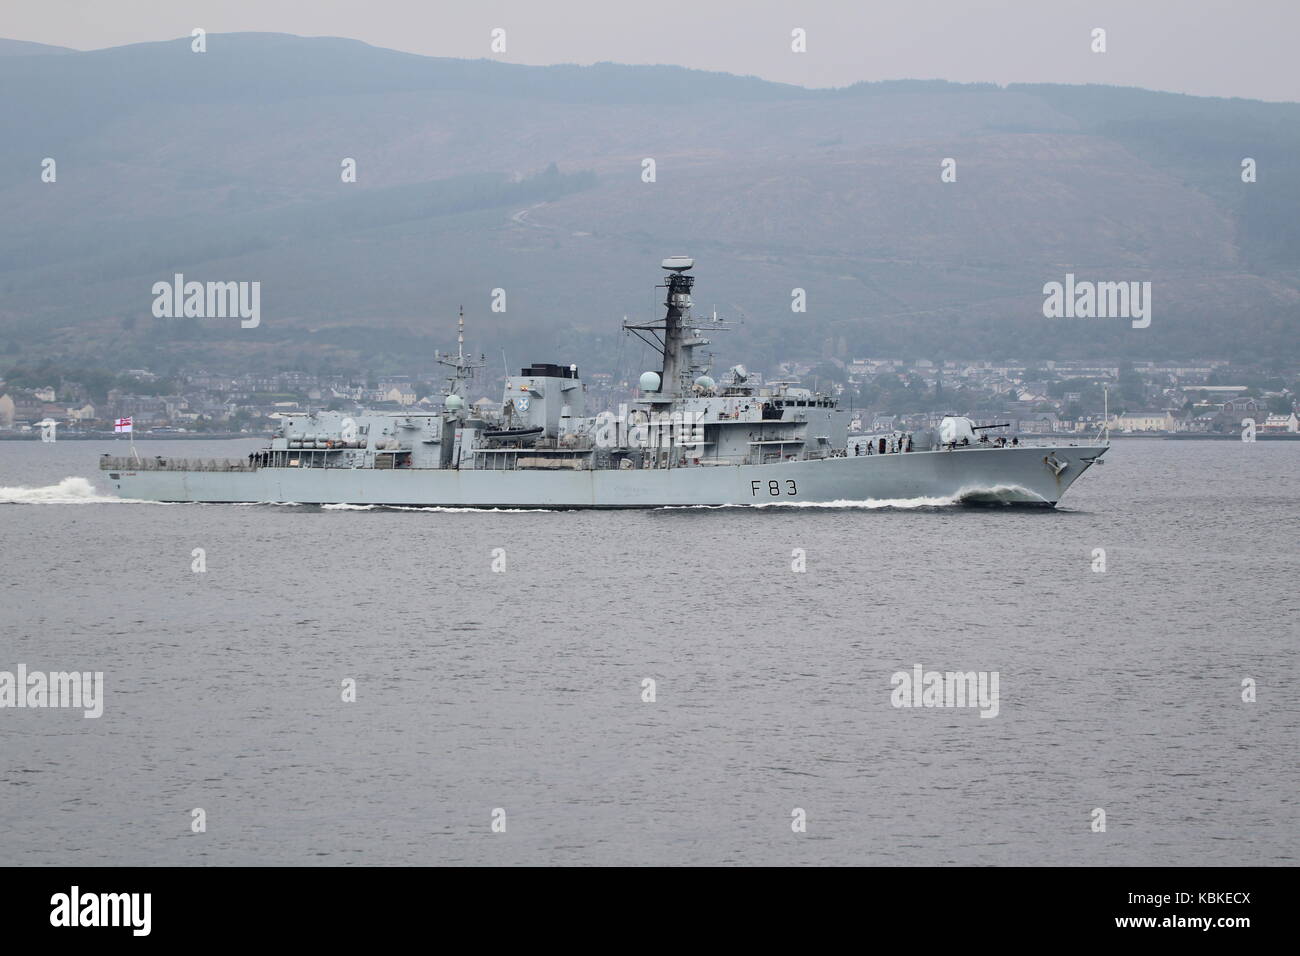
<box><xmin>103</xmin><ymin>443</ymin><xmax>1107</xmax><ymax>508</ymax></box>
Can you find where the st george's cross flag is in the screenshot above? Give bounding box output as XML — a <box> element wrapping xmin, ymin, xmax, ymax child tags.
<box><xmin>114</xmin><ymin>417</ymin><xmax>133</xmax><ymax>433</ymax></box>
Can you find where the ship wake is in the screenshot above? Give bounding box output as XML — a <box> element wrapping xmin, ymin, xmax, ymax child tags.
<box><xmin>660</xmin><ymin>483</ymin><xmax>1047</xmax><ymax>510</ymax></box>
<box><xmin>660</xmin><ymin>496</ymin><xmax>956</xmax><ymax>511</ymax></box>
<box><xmin>748</xmin><ymin>495</ymin><xmax>960</xmax><ymax>509</ymax></box>
<box><xmin>953</xmin><ymin>483</ymin><xmax>1050</xmax><ymax>506</ymax></box>
<box><xmin>319</xmin><ymin>503</ymin><xmax>557</xmax><ymax>513</ymax></box>
<box><xmin>0</xmin><ymin>476</ymin><xmax>164</xmax><ymax>505</ymax></box>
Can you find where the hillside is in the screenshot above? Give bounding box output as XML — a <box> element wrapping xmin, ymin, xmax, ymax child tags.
<box><xmin>0</xmin><ymin>32</ymin><xmax>1297</xmax><ymax>374</ymax></box>
<box><xmin>0</xmin><ymin>38</ymin><xmax>74</xmax><ymax>56</ymax></box>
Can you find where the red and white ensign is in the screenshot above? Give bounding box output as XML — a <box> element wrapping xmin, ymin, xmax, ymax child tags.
<box><xmin>114</xmin><ymin>417</ymin><xmax>133</xmax><ymax>433</ymax></box>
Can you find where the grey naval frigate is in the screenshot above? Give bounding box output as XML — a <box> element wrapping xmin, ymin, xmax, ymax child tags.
<box><xmin>100</xmin><ymin>257</ymin><xmax>1108</xmax><ymax>507</ymax></box>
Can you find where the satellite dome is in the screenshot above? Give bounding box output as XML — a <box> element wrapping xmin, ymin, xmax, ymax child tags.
<box><xmin>694</xmin><ymin>375</ymin><xmax>716</xmax><ymax>390</ymax></box>
<box><xmin>639</xmin><ymin>371</ymin><xmax>662</xmax><ymax>392</ymax></box>
<box><xmin>445</xmin><ymin>394</ymin><xmax>465</xmax><ymax>410</ymax></box>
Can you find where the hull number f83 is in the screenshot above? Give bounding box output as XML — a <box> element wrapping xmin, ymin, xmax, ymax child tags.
<box><xmin>752</xmin><ymin>479</ymin><xmax>797</xmax><ymax>497</ymax></box>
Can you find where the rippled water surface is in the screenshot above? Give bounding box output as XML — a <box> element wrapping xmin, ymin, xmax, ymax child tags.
<box><xmin>1</xmin><ymin>437</ymin><xmax>1296</xmax><ymax>865</ymax></box>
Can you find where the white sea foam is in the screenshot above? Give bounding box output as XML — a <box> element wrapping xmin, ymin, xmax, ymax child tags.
<box><xmin>657</xmin><ymin>484</ymin><xmax>1045</xmax><ymax>510</ymax></box>
<box><xmin>752</xmin><ymin>496</ymin><xmax>958</xmax><ymax>509</ymax></box>
<box><xmin>662</xmin><ymin>496</ymin><xmax>955</xmax><ymax>510</ymax></box>
<box><xmin>955</xmin><ymin>483</ymin><xmax>1047</xmax><ymax>504</ymax></box>
<box><xmin>0</xmin><ymin>476</ymin><xmax>163</xmax><ymax>505</ymax></box>
<box><xmin>405</xmin><ymin>506</ymin><xmax>554</xmax><ymax>513</ymax></box>
<box><xmin>257</xmin><ymin>501</ymin><xmax>551</xmax><ymax>512</ymax></box>
<box><xmin>373</xmin><ymin>504</ymin><xmax>555</xmax><ymax>513</ymax></box>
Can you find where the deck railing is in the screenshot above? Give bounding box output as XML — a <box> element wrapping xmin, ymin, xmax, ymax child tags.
<box><xmin>99</xmin><ymin>456</ymin><xmax>256</xmax><ymax>472</ymax></box>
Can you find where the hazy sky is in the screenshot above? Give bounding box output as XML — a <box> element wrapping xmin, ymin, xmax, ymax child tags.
<box><xmin>9</xmin><ymin>0</ymin><xmax>1299</xmax><ymax>102</ymax></box>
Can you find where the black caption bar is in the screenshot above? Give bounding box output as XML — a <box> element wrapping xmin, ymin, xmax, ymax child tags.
<box><xmin>0</xmin><ymin>865</ymin><xmax>1279</xmax><ymax>941</ymax></box>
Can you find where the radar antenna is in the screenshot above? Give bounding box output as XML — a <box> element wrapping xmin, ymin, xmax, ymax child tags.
<box><xmin>622</xmin><ymin>257</ymin><xmax>734</xmax><ymax>402</ymax></box>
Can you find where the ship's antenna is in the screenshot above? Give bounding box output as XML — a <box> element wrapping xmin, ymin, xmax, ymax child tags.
<box><xmin>436</xmin><ymin>304</ymin><xmax>484</xmax><ymax>401</ymax></box>
<box><xmin>1102</xmin><ymin>384</ymin><xmax>1110</xmax><ymax>443</ymax></box>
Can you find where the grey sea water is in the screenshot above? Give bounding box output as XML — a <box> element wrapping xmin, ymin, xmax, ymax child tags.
<box><xmin>1</xmin><ymin>437</ymin><xmax>1296</xmax><ymax>866</ymax></box>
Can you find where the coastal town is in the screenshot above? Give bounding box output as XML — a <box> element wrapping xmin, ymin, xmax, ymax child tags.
<box><xmin>3</xmin><ymin>356</ymin><xmax>1297</xmax><ymax>440</ymax></box>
